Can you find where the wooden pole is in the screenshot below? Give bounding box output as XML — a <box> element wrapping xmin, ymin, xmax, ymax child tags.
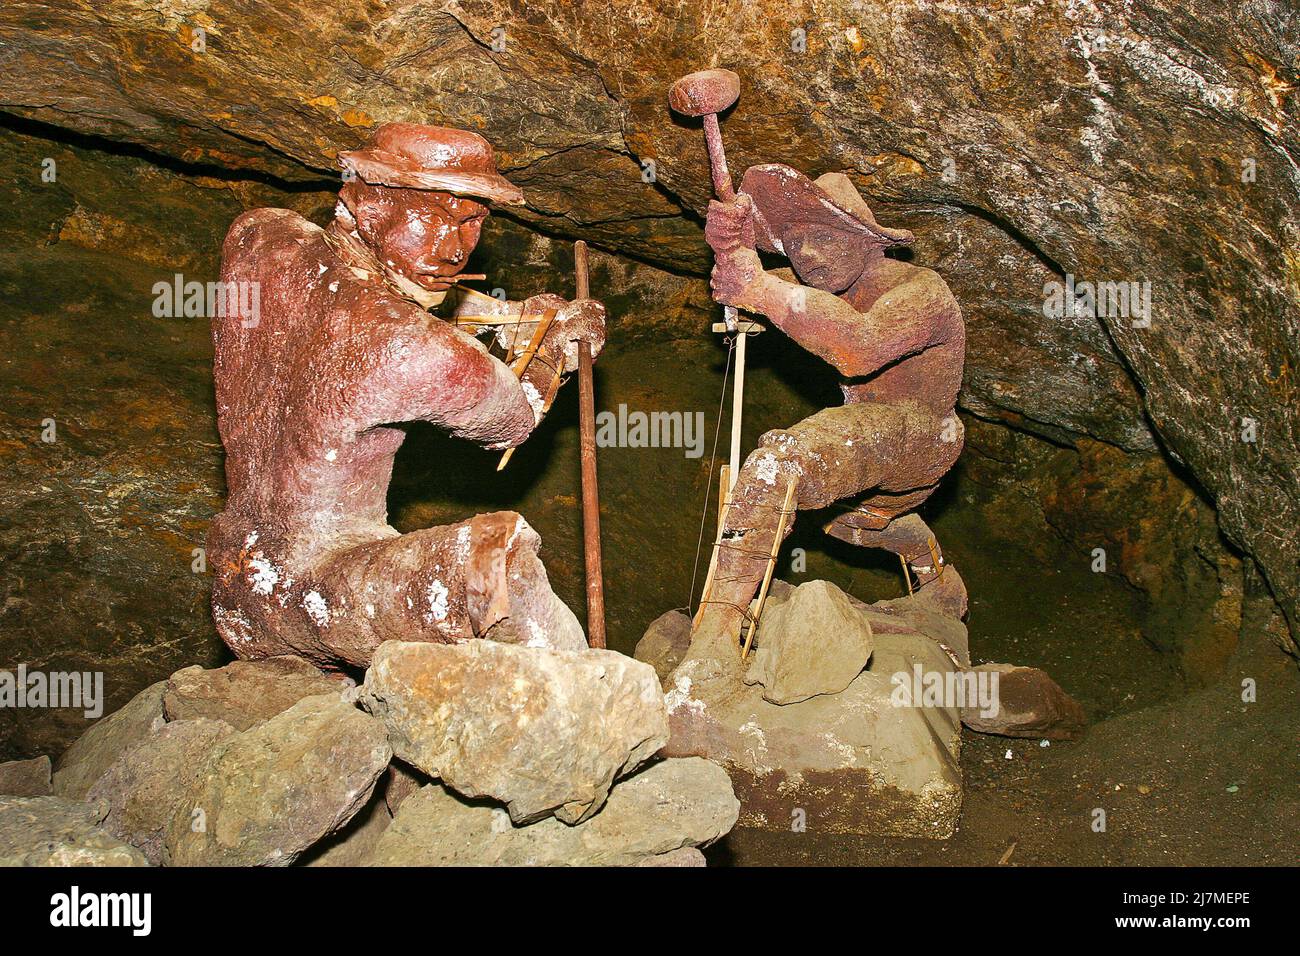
<box><xmin>495</xmin><ymin>309</ymin><xmax>558</xmax><ymax>472</ymax></box>
<box><xmin>574</xmin><ymin>241</ymin><xmax>607</xmax><ymax>649</ymax></box>
<box><xmin>692</xmin><ymin>464</ymin><xmax>733</xmax><ymax>632</ymax></box>
<box><xmin>741</xmin><ymin>475</ymin><xmax>798</xmax><ymax>660</ymax></box>
<box><xmin>496</xmin><ymin>363</ymin><xmax>563</xmax><ymax>472</ymax></box>
<box><xmin>729</xmin><ymin>330</ymin><xmax>746</xmax><ymax>491</ymax></box>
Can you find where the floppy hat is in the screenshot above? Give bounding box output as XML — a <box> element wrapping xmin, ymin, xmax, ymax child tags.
<box><xmin>739</xmin><ymin>163</ymin><xmax>913</xmax><ymax>251</ymax></box>
<box><xmin>338</xmin><ymin>123</ymin><xmax>525</xmax><ymax>205</ymax></box>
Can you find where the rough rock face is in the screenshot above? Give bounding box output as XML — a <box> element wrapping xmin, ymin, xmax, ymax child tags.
<box><xmin>1</xmin><ymin>0</ymin><xmax>1293</xmax><ymax>646</ymax></box>
<box><xmin>663</xmin><ymin>585</ymin><xmax>964</xmax><ymax>837</ymax></box>
<box><xmin>370</xmin><ymin>757</ymin><xmax>738</xmax><ymax>867</ymax></box>
<box><xmin>383</xmin><ymin>761</ymin><xmax>428</xmax><ymax>817</ymax></box>
<box><xmin>961</xmin><ymin>664</ymin><xmax>1088</xmax><ymax>741</ymax></box>
<box><xmin>0</xmin><ymin>795</ymin><xmax>148</xmax><ymax>866</ymax></box>
<box><xmin>163</xmin><ymin>656</ymin><xmax>344</xmax><ymax>730</ymax></box>
<box><xmin>961</xmin><ymin>419</ymin><xmax>1246</xmax><ymax>678</ymax></box>
<box><xmin>52</xmin><ymin>680</ymin><xmax>167</xmax><ymax>800</ymax></box>
<box><xmin>87</xmin><ymin>718</ymin><xmax>238</xmax><ymax>865</ymax></box>
<box><xmin>362</xmin><ymin>640</ymin><xmax>669</xmax><ymax>824</ymax></box>
<box><xmin>165</xmin><ymin>693</ymin><xmax>391</xmax><ymax>866</ymax></box>
<box><xmin>0</xmin><ymin>755</ymin><xmax>52</xmax><ymax>796</ymax></box>
<box><xmin>743</xmin><ymin>579</ymin><xmax>875</xmax><ymax>704</ymax></box>
<box><xmin>0</xmin><ymin>120</ymin><xmax>319</xmax><ymax>763</ymax></box>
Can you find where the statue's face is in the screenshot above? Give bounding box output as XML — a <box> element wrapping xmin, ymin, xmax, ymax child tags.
<box><xmin>344</xmin><ymin>183</ymin><xmax>488</xmax><ymax>293</ymax></box>
<box><xmin>780</xmin><ymin>222</ymin><xmax>871</xmax><ymax>293</ymax></box>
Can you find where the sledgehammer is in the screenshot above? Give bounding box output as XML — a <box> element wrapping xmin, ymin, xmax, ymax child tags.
<box><xmin>669</xmin><ymin>68</ymin><xmax>753</xmax><ymax>504</ymax></box>
<box><xmin>669</xmin><ymin>68</ymin><xmax>741</xmax><ymax>334</ymax></box>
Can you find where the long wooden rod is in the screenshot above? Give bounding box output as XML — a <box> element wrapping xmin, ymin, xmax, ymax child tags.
<box><xmin>741</xmin><ymin>474</ymin><xmax>798</xmax><ymax>660</ymax></box>
<box><xmin>729</xmin><ymin>330</ymin><xmax>746</xmax><ymax>491</ymax></box>
<box><xmin>574</xmin><ymin>241</ymin><xmax>606</xmax><ymax>649</ymax></box>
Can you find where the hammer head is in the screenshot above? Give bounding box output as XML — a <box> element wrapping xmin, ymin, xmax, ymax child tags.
<box><xmin>668</xmin><ymin>69</ymin><xmax>741</xmax><ymax>117</ymax></box>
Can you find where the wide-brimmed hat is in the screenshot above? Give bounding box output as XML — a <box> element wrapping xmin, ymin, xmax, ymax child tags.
<box><xmin>739</xmin><ymin>164</ymin><xmax>913</xmax><ymax>250</ymax></box>
<box><xmin>338</xmin><ymin>123</ymin><xmax>525</xmax><ymax>205</ymax></box>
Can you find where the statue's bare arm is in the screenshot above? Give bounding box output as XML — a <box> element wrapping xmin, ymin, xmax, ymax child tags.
<box><xmin>358</xmin><ymin>303</ymin><xmax>539</xmax><ymax>449</ymax></box>
<box><xmin>735</xmin><ymin>269</ymin><xmax>941</xmax><ymax>378</ymax></box>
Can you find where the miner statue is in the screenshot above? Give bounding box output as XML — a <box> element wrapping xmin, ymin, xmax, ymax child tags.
<box><xmin>207</xmin><ymin>123</ymin><xmax>604</xmax><ymax>667</ymax></box>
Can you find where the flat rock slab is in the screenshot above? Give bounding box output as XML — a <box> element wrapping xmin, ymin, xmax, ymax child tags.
<box><xmin>163</xmin><ymin>656</ymin><xmax>344</xmax><ymax>731</ymax></box>
<box><xmin>744</xmin><ymin>579</ymin><xmax>875</xmax><ymax>704</ymax></box>
<box><xmin>371</xmin><ymin>757</ymin><xmax>738</xmax><ymax>867</ymax></box>
<box><xmin>664</xmin><ymin>589</ymin><xmax>965</xmax><ymax>838</ymax></box>
<box><xmin>165</xmin><ymin>693</ymin><xmax>390</xmax><ymax>866</ymax></box>
<box><xmin>53</xmin><ymin>680</ymin><xmax>167</xmax><ymax>800</ymax></box>
<box><xmin>362</xmin><ymin>640</ymin><xmax>668</xmax><ymax>825</ymax></box>
<box><xmin>0</xmin><ymin>796</ymin><xmax>148</xmax><ymax>867</ymax></box>
<box><xmin>88</xmin><ymin>718</ymin><xmax>237</xmax><ymax>865</ymax></box>
<box><xmin>961</xmin><ymin>663</ymin><xmax>1086</xmax><ymax>740</ymax></box>
<box><xmin>0</xmin><ymin>755</ymin><xmax>52</xmax><ymax>796</ymax></box>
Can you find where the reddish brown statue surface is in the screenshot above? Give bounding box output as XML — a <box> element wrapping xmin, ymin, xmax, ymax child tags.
<box><xmin>208</xmin><ymin>124</ymin><xmax>605</xmax><ymax>667</ymax></box>
<box><xmin>693</xmin><ymin>164</ymin><xmax>968</xmax><ymax>663</ymax></box>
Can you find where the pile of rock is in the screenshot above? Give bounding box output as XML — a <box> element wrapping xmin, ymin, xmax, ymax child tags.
<box><xmin>0</xmin><ymin>644</ymin><xmax>738</xmax><ymax>866</ymax></box>
<box><xmin>639</xmin><ymin>578</ymin><xmax>1083</xmax><ymax>838</ymax></box>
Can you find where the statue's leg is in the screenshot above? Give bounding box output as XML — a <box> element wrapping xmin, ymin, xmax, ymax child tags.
<box><xmin>826</xmin><ymin>508</ymin><xmax>968</xmax><ymax>618</ymax></box>
<box><xmin>688</xmin><ymin>440</ymin><xmax>802</xmax><ymax>662</ymax></box>
<box><xmin>818</xmin><ymin>400</ymin><xmax>967</xmax><ymax>617</ymax></box>
<box><xmin>690</xmin><ymin>401</ymin><xmax>927</xmax><ymax>661</ymax></box>
<box><xmin>310</xmin><ymin>510</ymin><xmax>585</xmax><ymax>667</ymax></box>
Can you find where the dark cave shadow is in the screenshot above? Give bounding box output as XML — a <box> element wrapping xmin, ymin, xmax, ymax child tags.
<box><xmin>385</xmin><ymin>367</ymin><xmax>588</xmax><ymax>522</ymax></box>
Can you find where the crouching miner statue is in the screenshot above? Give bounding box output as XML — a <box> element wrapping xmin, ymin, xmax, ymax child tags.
<box><xmin>694</xmin><ymin>164</ymin><xmax>968</xmax><ymax>661</ymax></box>
<box><xmin>208</xmin><ymin>123</ymin><xmax>605</xmax><ymax>667</ymax></box>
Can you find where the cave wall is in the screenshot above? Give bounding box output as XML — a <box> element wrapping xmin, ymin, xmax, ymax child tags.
<box><xmin>2</xmin><ymin>0</ymin><xmax>1294</xmax><ymax>646</ymax></box>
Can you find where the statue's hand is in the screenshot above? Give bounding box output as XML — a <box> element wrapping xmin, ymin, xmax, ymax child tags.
<box><xmin>543</xmin><ymin>298</ymin><xmax>607</xmax><ymax>373</ymax></box>
<box><xmin>705</xmin><ymin>194</ymin><xmax>756</xmax><ymax>255</ymax></box>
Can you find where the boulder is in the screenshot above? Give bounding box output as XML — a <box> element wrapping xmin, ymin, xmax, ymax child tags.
<box><xmin>370</xmin><ymin>757</ymin><xmax>738</xmax><ymax>867</ymax></box>
<box><xmin>664</xmin><ymin>588</ymin><xmax>965</xmax><ymax>838</ymax></box>
<box><xmin>88</xmin><ymin>718</ymin><xmax>237</xmax><ymax>865</ymax></box>
<box><xmin>52</xmin><ymin>680</ymin><xmax>166</xmax><ymax>800</ymax></box>
<box><xmin>362</xmin><ymin>640</ymin><xmax>668</xmax><ymax>825</ymax></box>
<box><xmin>0</xmin><ymin>796</ymin><xmax>148</xmax><ymax>866</ymax></box>
<box><xmin>163</xmin><ymin>656</ymin><xmax>344</xmax><ymax>731</ymax></box>
<box><xmin>743</xmin><ymin>580</ymin><xmax>874</xmax><ymax>704</ymax></box>
<box><xmin>960</xmin><ymin>664</ymin><xmax>1087</xmax><ymax>740</ymax></box>
<box><xmin>0</xmin><ymin>755</ymin><xmax>51</xmax><ymax>796</ymax></box>
<box><xmin>634</xmin><ymin>610</ymin><xmax>693</xmax><ymax>684</ymax></box>
<box><xmin>165</xmin><ymin>693</ymin><xmax>391</xmax><ymax>866</ymax></box>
